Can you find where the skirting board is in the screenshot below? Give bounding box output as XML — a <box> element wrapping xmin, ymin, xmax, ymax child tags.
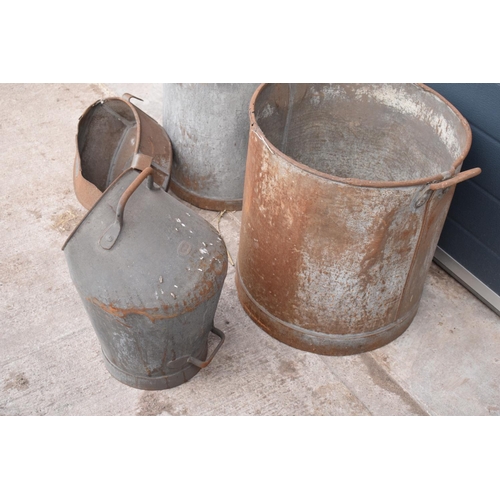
<box><xmin>433</xmin><ymin>247</ymin><xmax>500</xmax><ymax>317</ymax></box>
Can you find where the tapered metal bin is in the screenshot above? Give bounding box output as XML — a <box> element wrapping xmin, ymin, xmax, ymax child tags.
<box><xmin>236</xmin><ymin>83</ymin><xmax>480</xmax><ymax>355</ymax></box>
<box><xmin>64</xmin><ymin>166</ymin><xmax>228</xmax><ymax>389</ymax></box>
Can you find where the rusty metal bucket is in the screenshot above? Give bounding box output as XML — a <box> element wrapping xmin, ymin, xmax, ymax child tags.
<box><xmin>163</xmin><ymin>83</ymin><xmax>258</xmax><ymax>211</ymax></box>
<box><xmin>236</xmin><ymin>83</ymin><xmax>480</xmax><ymax>355</ymax></box>
<box><xmin>74</xmin><ymin>93</ymin><xmax>173</xmax><ymax>210</ymax></box>
<box><xmin>63</xmin><ymin>164</ymin><xmax>228</xmax><ymax>389</ymax></box>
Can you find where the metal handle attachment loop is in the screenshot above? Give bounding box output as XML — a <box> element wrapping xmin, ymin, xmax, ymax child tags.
<box><xmin>429</xmin><ymin>167</ymin><xmax>481</xmax><ymax>191</ymax></box>
<box><xmin>122</xmin><ymin>93</ymin><xmax>144</xmax><ymax>103</ymax></box>
<box><xmin>413</xmin><ymin>167</ymin><xmax>482</xmax><ymax>209</ymax></box>
<box><xmin>188</xmin><ymin>327</ymin><xmax>226</xmax><ymax>369</ymax></box>
<box><xmin>99</xmin><ymin>166</ymin><xmax>154</xmax><ymax>250</ymax></box>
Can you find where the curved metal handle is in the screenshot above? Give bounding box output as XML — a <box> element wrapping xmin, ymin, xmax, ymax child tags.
<box><xmin>122</xmin><ymin>93</ymin><xmax>144</xmax><ymax>103</ymax></box>
<box><xmin>188</xmin><ymin>327</ymin><xmax>225</xmax><ymax>369</ymax></box>
<box><xmin>429</xmin><ymin>167</ymin><xmax>482</xmax><ymax>191</ymax></box>
<box><xmin>99</xmin><ymin>166</ymin><xmax>154</xmax><ymax>250</ymax></box>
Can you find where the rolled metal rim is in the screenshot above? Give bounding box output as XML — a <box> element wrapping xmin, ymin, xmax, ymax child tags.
<box><xmin>75</xmin><ymin>94</ymin><xmax>174</xmax><ymax>210</ymax></box>
<box><xmin>101</xmin><ymin>344</ymin><xmax>206</xmax><ymax>391</ymax></box>
<box><xmin>249</xmin><ymin>83</ymin><xmax>473</xmax><ymax>188</ymax></box>
<box><xmin>168</xmin><ymin>177</ymin><xmax>243</xmax><ymax>211</ymax></box>
<box><xmin>74</xmin><ymin>95</ymin><xmax>143</xmax><ymax>210</ymax></box>
<box><xmin>79</xmin><ymin>94</ymin><xmax>143</xmax><ymax>158</ymax></box>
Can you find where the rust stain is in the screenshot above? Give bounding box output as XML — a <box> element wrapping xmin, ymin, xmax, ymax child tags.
<box><xmin>397</xmin><ymin>187</ymin><xmax>456</xmax><ymax>318</ymax></box>
<box><xmin>237</xmin><ymin>83</ymin><xmax>472</xmax><ymax>355</ymax></box>
<box><xmin>238</xmin><ymin>130</ymin><xmax>303</xmax><ymax>320</ymax></box>
<box><xmin>87</xmin><ymin>297</ymin><xmax>170</xmax><ymax>323</ymax></box>
<box><xmin>86</xmin><ymin>252</ymin><xmax>225</xmax><ymax>323</ymax></box>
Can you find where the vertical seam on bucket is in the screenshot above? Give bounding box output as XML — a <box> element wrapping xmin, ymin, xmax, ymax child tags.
<box><xmin>395</xmin><ymin>192</ymin><xmax>435</xmax><ymax>319</ymax></box>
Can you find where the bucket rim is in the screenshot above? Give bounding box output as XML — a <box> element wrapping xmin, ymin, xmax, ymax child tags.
<box><xmin>249</xmin><ymin>83</ymin><xmax>473</xmax><ymax>189</ymax></box>
<box><xmin>78</xmin><ymin>94</ymin><xmax>142</xmax><ymax>160</ymax></box>
<box><xmin>74</xmin><ymin>95</ymin><xmax>143</xmax><ymax>208</ymax></box>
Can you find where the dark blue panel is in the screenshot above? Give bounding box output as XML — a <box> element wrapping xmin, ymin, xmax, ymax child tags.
<box><xmin>424</xmin><ymin>83</ymin><xmax>500</xmax><ymax>297</ymax></box>
<box><xmin>447</xmin><ymin>180</ymin><xmax>500</xmax><ymax>253</ymax></box>
<box><xmin>427</xmin><ymin>83</ymin><xmax>500</xmax><ymax>142</ymax></box>
<box><xmin>439</xmin><ymin>218</ymin><xmax>500</xmax><ymax>294</ymax></box>
<box><xmin>462</xmin><ymin>125</ymin><xmax>500</xmax><ymax>199</ymax></box>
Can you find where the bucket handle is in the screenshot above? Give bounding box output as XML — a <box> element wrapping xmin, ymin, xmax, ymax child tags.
<box><xmin>429</xmin><ymin>167</ymin><xmax>482</xmax><ymax>191</ymax></box>
<box><xmin>122</xmin><ymin>93</ymin><xmax>144</xmax><ymax>103</ymax></box>
<box><xmin>166</xmin><ymin>327</ymin><xmax>226</xmax><ymax>371</ymax></box>
<box><xmin>99</xmin><ymin>166</ymin><xmax>154</xmax><ymax>250</ymax></box>
<box><xmin>188</xmin><ymin>327</ymin><xmax>226</xmax><ymax>369</ymax></box>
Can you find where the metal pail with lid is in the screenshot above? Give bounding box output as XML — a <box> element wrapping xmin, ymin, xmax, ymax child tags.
<box><xmin>236</xmin><ymin>83</ymin><xmax>480</xmax><ymax>355</ymax></box>
<box><xmin>64</xmin><ymin>163</ymin><xmax>228</xmax><ymax>389</ymax></box>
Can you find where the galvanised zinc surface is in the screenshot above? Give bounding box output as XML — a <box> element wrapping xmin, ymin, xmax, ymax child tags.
<box><xmin>64</xmin><ymin>169</ymin><xmax>228</xmax><ymax>389</ymax></box>
<box><xmin>163</xmin><ymin>83</ymin><xmax>258</xmax><ymax>210</ymax></box>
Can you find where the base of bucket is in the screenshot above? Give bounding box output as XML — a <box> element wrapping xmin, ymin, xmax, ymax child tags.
<box><xmin>169</xmin><ymin>178</ymin><xmax>242</xmax><ymax>212</ymax></box>
<box><xmin>101</xmin><ymin>344</ymin><xmax>208</xmax><ymax>391</ymax></box>
<box><xmin>235</xmin><ymin>268</ymin><xmax>419</xmax><ymax>356</ymax></box>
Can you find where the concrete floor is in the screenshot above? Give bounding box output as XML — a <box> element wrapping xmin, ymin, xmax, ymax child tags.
<box><xmin>1</xmin><ymin>83</ymin><xmax>499</xmax><ymax>416</ymax></box>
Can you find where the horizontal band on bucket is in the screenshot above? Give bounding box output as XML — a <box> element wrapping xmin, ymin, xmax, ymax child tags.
<box><xmin>169</xmin><ymin>178</ymin><xmax>242</xmax><ymax>211</ymax></box>
<box><xmin>236</xmin><ymin>261</ymin><xmax>419</xmax><ymax>342</ymax></box>
<box><xmin>100</xmin><ymin>345</ymin><xmax>207</xmax><ymax>391</ymax></box>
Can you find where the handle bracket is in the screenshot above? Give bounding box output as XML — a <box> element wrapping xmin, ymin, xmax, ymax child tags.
<box><xmin>166</xmin><ymin>327</ymin><xmax>226</xmax><ymax>371</ymax></box>
<box><xmin>429</xmin><ymin>167</ymin><xmax>481</xmax><ymax>191</ymax></box>
<box><xmin>413</xmin><ymin>167</ymin><xmax>482</xmax><ymax>209</ymax></box>
<box><xmin>99</xmin><ymin>166</ymin><xmax>154</xmax><ymax>250</ymax></box>
<box><xmin>122</xmin><ymin>93</ymin><xmax>144</xmax><ymax>103</ymax></box>
<box><xmin>188</xmin><ymin>327</ymin><xmax>225</xmax><ymax>369</ymax></box>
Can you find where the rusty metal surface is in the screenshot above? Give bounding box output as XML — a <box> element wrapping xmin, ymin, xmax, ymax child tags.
<box><xmin>236</xmin><ymin>83</ymin><xmax>476</xmax><ymax>355</ymax></box>
<box><xmin>74</xmin><ymin>94</ymin><xmax>173</xmax><ymax>210</ymax></box>
<box><xmin>63</xmin><ymin>168</ymin><xmax>228</xmax><ymax>389</ymax></box>
<box><xmin>163</xmin><ymin>83</ymin><xmax>258</xmax><ymax>211</ymax></box>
